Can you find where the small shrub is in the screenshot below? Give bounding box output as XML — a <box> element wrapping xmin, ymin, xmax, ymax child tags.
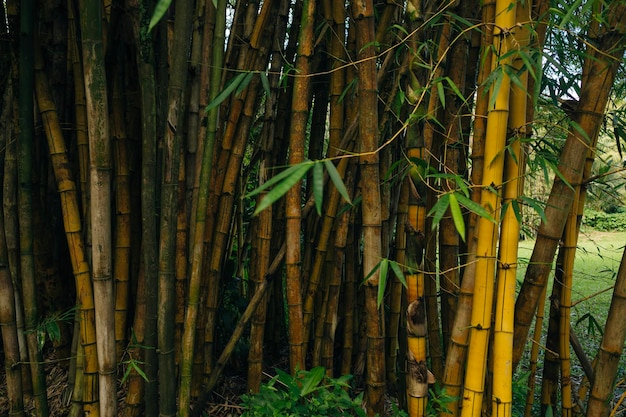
<box><xmin>240</xmin><ymin>367</ymin><xmax>367</xmax><ymax>417</ymax></box>
<box><xmin>582</xmin><ymin>210</ymin><xmax>626</xmax><ymax>232</ymax></box>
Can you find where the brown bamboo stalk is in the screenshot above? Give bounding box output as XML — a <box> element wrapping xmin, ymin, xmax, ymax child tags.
<box><xmin>126</xmin><ymin>0</ymin><xmax>160</xmax><ymax>413</ymax></box>
<box><xmin>284</xmin><ymin>0</ymin><xmax>315</xmax><ymax>373</ymax></box>
<box><xmin>110</xmin><ymin>68</ymin><xmax>132</xmax><ymax>361</ymax></box>
<box><xmin>587</xmin><ymin>245</ymin><xmax>626</xmax><ymax>417</ymax></box>
<box><xmin>158</xmin><ymin>0</ymin><xmax>193</xmax><ymax>415</ymax></box>
<box><xmin>341</xmin><ymin>219</ymin><xmax>358</xmax><ymax>376</ymax></box>
<box><xmin>512</xmin><ymin>0</ymin><xmax>626</xmax><ymax>368</ymax></box>
<box><xmin>34</xmin><ymin>40</ymin><xmax>98</xmax><ymax>417</ymax></box>
<box><xmin>351</xmin><ymin>1</ymin><xmax>385</xmax><ymax>415</ymax></box>
<box><xmin>0</xmin><ymin>81</ymin><xmax>24</xmax><ymax>416</ymax></box>
<box><xmin>321</xmin><ymin>185</ymin><xmax>353</xmax><ymax>374</ymax></box>
<box><xmin>524</xmin><ymin>284</ymin><xmax>547</xmax><ymax>417</ymax></box>
<box><xmin>202</xmin><ymin>2</ymin><xmax>277</xmax><ymax>385</ymax></box>
<box><xmin>122</xmin><ymin>262</ymin><xmax>146</xmax><ymax>417</ymax></box>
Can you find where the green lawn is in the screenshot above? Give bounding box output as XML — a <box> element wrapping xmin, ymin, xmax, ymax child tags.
<box><xmin>518</xmin><ymin>230</ymin><xmax>625</xmax><ymax>333</ymax></box>
<box><xmin>516</xmin><ymin>230</ymin><xmax>626</xmax><ymax>408</ymax></box>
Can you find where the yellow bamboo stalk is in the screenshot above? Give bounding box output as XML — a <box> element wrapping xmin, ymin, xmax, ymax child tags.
<box><xmin>492</xmin><ymin>2</ymin><xmax>529</xmax><ymax>415</ymax></box>
<box><xmin>34</xmin><ymin>42</ymin><xmax>99</xmax><ymax>417</ymax></box>
<box><xmin>460</xmin><ymin>0</ymin><xmax>516</xmax><ymax>415</ymax></box>
<box><xmin>440</xmin><ymin>3</ymin><xmax>495</xmax><ymax>410</ymax></box>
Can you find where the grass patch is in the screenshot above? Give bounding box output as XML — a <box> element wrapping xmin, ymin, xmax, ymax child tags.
<box><xmin>516</xmin><ymin>230</ymin><xmax>626</xmax><ymax>411</ymax></box>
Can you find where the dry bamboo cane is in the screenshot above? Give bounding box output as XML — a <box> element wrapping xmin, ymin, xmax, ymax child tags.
<box><xmin>0</xmin><ymin>179</ymin><xmax>25</xmax><ymax>417</ymax></box>
<box><xmin>351</xmin><ymin>1</ymin><xmax>386</xmax><ymax>415</ymax></box>
<box><xmin>34</xmin><ymin>41</ymin><xmax>98</xmax><ymax>417</ymax></box>
<box><xmin>285</xmin><ymin>0</ymin><xmax>316</xmax><ymax>373</ymax></box>
<box><xmin>158</xmin><ymin>0</ymin><xmax>193</xmax><ymax>415</ymax></box>
<box><xmin>246</xmin><ymin>0</ymin><xmax>289</xmax><ymax>390</ymax></box>
<box><xmin>110</xmin><ymin>70</ymin><xmax>132</xmax><ymax>362</ymax></box>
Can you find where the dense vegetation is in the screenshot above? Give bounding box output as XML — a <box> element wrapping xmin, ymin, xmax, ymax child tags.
<box><xmin>1</xmin><ymin>0</ymin><xmax>626</xmax><ymax>417</ymax></box>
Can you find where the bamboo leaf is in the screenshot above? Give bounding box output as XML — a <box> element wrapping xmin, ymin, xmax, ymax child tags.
<box><xmin>260</xmin><ymin>71</ymin><xmax>271</xmax><ymax>98</ymax></box>
<box><xmin>235</xmin><ymin>71</ymin><xmax>255</xmax><ymax>97</ymax></box>
<box><xmin>519</xmin><ymin>196</ymin><xmax>547</xmax><ymax>224</ymax></box>
<box><xmin>363</xmin><ymin>260</ymin><xmax>381</xmax><ymax>283</ymax></box>
<box><xmin>444</xmin><ymin>77</ymin><xmax>465</xmax><ymax>103</ymax></box>
<box><xmin>510</xmin><ymin>199</ymin><xmax>523</xmax><ymax>224</ymax></box>
<box><xmin>247</xmin><ymin>161</ymin><xmax>312</xmax><ymax>198</ymax></box>
<box><xmin>324</xmin><ymin>159</ymin><xmax>351</xmax><ymax>203</ymax></box>
<box><xmin>148</xmin><ymin>0</ymin><xmax>172</xmax><ymax>32</ymax></box>
<box><xmin>205</xmin><ymin>72</ymin><xmax>247</xmax><ymax>112</ymax></box>
<box><xmin>487</xmin><ymin>67</ymin><xmax>503</xmax><ymax>110</ymax></box>
<box><xmin>313</xmin><ymin>161</ymin><xmax>324</xmax><ymax>216</ymax></box>
<box><xmin>378</xmin><ymin>258</ymin><xmax>389</xmax><ymax>307</ymax></box>
<box><xmin>338</xmin><ymin>78</ymin><xmax>358</xmax><ymax>104</ymax></box>
<box><xmin>389</xmin><ymin>260</ymin><xmax>407</xmax><ymax>288</ymax></box>
<box><xmin>558</xmin><ymin>0</ymin><xmax>583</xmax><ymax>27</ymax></box>
<box><xmin>456</xmin><ymin>193</ymin><xmax>496</xmax><ymax>223</ymax></box>
<box><xmin>253</xmin><ymin>163</ymin><xmax>312</xmax><ymax>215</ymax></box>
<box><xmin>428</xmin><ymin>193</ymin><xmax>450</xmax><ymax>229</ymax></box>
<box><xmin>449</xmin><ymin>193</ymin><xmax>465</xmax><ymax>241</ymax></box>
<box><xmin>436</xmin><ymin>80</ymin><xmax>445</xmax><ymax>108</ymax></box>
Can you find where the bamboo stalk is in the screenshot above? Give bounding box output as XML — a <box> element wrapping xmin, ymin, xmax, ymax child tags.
<box><xmin>285</xmin><ymin>0</ymin><xmax>316</xmax><ymax>373</ymax></box>
<box><xmin>158</xmin><ymin>0</ymin><xmax>193</xmax><ymax>415</ymax></box>
<box><xmin>79</xmin><ymin>1</ymin><xmax>116</xmax><ymax>414</ymax></box>
<box><xmin>351</xmin><ymin>1</ymin><xmax>385</xmax><ymax>415</ymax></box>
<box><xmin>0</xmin><ymin>91</ymin><xmax>25</xmax><ymax>415</ymax></box>
<box><xmin>460</xmin><ymin>0</ymin><xmax>517</xmax><ymax>413</ymax></box>
<box><xmin>34</xmin><ymin>39</ymin><xmax>97</xmax><ymax>417</ymax></box>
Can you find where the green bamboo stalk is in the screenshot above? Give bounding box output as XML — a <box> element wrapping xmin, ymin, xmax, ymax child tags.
<box><xmin>127</xmin><ymin>0</ymin><xmax>160</xmax><ymax>413</ymax></box>
<box><xmin>178</xmin><ymin>0</ymin><xmax>226</xmax><ymax>409</ymax></box>
<box><xmin>158</xmin><ymin>0</ymin><xmax>193</xmax><ymax>415</ymax></box>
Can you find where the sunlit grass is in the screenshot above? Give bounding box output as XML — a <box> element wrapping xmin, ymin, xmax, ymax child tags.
<box><xmin>516</xmin><ymin>230</ymin><xmax>626</xmax><ymax>411</ymax></box>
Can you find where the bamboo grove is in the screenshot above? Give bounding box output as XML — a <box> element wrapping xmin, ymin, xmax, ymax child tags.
<box><xmin>1</xmin><ymin>0</ymin><xmax>626</xmax><ymax>416</ymax></box>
